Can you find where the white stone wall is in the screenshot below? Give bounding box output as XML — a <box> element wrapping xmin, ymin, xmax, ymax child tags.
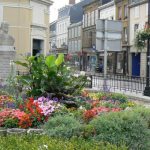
<box><xmin>140</xmin><ymin>53</ymin><xmax>147</xmax><ymax>77</ymax></box>
<box><xmin>30</xmin><ymin>1</ymin><xmax>48</xmax><ymax>26</ymax></box>
<box><xmin>100</xmin><ymin>4</ymin><xmax>115</xmax><ymax>20</ymax></box>
<box><xmin>0</xmin><ymin>5</ymin><xmax>3</xmax><ymax>23</ymax></box>
<box><xmin>129</xmin><ymin>2</ymin><xmax>148</xmax><ymax>77</ymax></box>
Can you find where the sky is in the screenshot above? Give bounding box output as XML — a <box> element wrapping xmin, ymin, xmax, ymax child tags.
<box><xmin>50</xmin><ymin>0</ymin><xmax>80</xmax><ymax>23</ymax></box>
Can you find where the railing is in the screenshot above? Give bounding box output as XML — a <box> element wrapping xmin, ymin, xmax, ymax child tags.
<box><xmin>86</xmin><ymin>74</ymin><xmax>149</xmax><ymax>94</ymax></box>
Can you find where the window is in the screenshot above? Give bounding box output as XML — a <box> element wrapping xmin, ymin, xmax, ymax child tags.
<box><xmin>123</xmin><ymin>27</ymin><xmax>127</xmax><ymax>42</ymax></box>
<box><xmin>118</xmin><ymin>6</ymin><xmax>122</xmax><ymax>20</ymax></box>
<box><xmin>75</xmin><ymin>27</ymin><xmax>78</xmax><ymax>37</ymax></box>
<box><xmin>72</xmin><ymin>28</ymin><xmax>74</xmax><ymax>38</ymax></box>
<box><xmin>134</xmin><ymin>6</ymin><xmax>139</xmax><ymax>18</ymax></box>
<box><xmin>134</xmin><ymin>24</ymin><xmax>139</xmax><ymax>33</ymax></box>
<box><xmin>68</xmin><ymin>41</ymin><xmax>72</xmax><ymax>52</ymax></box>
<box><xmin>83</xmin><ymin>15</ymin><xmax>85</xmax><ymax>27</ymax></box>
<box><xmin>85</xmin><ymin>13</ymin><xmax>88</xmax><ymax>27</ymax></box>
<box><xmin>91</xmin><ymin>11</ymin><xmax>95</xmax><ymax>25</ymax></box>
<box><xmin>75</xmin><ymin>40</ymin><xmax>77</xmax><ymax>51</ymax></box>
<box><xmin>124</xmin><ymin>5</ymin><xmax>128</xmax><ymax>18</ymax></box>
<box><xmin>88</xmin><ymin>12</ymin><xmax>91</xmax><ymax>26</ymax></box>
<box><xmin>95</xmin><ymin>9</ymin><xmax>98</xmax><ymax>23</ymax></box>
<box><xmin>69</xmin><ymin>29</ymin><xmax>71</xmax><ymax>39</ymax></box>
<box><xmin>78</xmin><ymin>26</ymin><xmax>81</xmax><ymax>37</ymax></box>
<box><xmin>78</xmin><ymin>40</ymin><xmax>81</xmax><ymax>51</ymax></box>
<box><xmin>98</xmin><ymin>10</ymin><xmax>100</xmax><ymax>19</ymax></box>
<box><xmin>146</xmin><ymin>3</ymin><xmax>148</xmax><ymax>16</ymax></box>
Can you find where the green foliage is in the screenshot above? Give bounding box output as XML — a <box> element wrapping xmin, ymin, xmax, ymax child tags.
<box><xmin>110</xmin><ymin>93</ymin><xmax>128</xmax><ymax>103</ymax></box>
<box><xmin>89</xmin><ymin>107</ymin><xmax>150</xmax><ymax>150</ymax></box>
<box><xmin>15</xmin><ymin>54</ymin><xmax>87</xmax><ymax>97</ymax></box>
<box><xmin>44</xmin><ymin>114</ymin><xmax>82</xmax><ymax>138</ymax></box>
<box><xmin>0</xmin><ymin>135</ymin><xmax>127</xmax><ymax>150</ymax></box>
<box><xmin>134</xmin><ymin>30</ymin><xmax>150</xmax><ymax>50</ymax></box>
<box><xmin>4</xmin><ymin>118</ymin><xmax>18</xmax><ymax>128</ymax></box>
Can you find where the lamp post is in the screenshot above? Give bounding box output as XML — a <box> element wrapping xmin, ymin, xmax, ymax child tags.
<box><xmin>144</xmin><ymin>0</ymin><xmax>150</xmax><ymax>96</ymax></box>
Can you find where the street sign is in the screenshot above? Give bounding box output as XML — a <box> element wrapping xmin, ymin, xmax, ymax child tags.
<box><xmin>96</xmin><ymin>19</ymin><xmax>122</xmax><ymax>52</ymax></box>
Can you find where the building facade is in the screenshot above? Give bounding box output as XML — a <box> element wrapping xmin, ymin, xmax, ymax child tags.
<box><xmin>0</xmin><ymin>0</ymin><xmax>53</xmax><ymax>63</ymax></box>
<box><xmin>82</xmin><ymin>0</ymin><xmax>100</xmax><ymax>71</ymax></box>
<box><xmin>68</xmin><ymin>21</ymin><xmax>82</xmax><ymax>69</ymax></box>
<box><xmin>115</xmin><ymin>0</ymin><xmax>129</xmax><ymax>75</ymax></box>
<box><xmin>98</xmin><ymin>0</ymin><xmax>116</xmax><ymax>73</ymax></box>
<box><xmin>50</xmin><ymin>20</ymin><xmax>57</xmax><ymax>52</ymax></box>
<box><xmin>129</xmin><ymin>0</ymin><xmax>148</xmax><ymax>77</ymax></box>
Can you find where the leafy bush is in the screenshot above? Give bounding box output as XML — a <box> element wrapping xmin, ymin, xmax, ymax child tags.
<box><xmin>89</xmin><ymin>107</ymin><xmax>150</xmax><ymax>150</ymax></box>
<box><xmin>15</xmin><ymin>54</ymin><xmax>87</xmax><ymax>97</ymax></box>
<box><xmin>44</xmin><ymin>114</ymin><xmax>82</xmax><ymax>138</ymax></box>
<box><xmin>0</xmin><ymin>135</ymin><xmax>127</xmax><ymax>150</ymax></box>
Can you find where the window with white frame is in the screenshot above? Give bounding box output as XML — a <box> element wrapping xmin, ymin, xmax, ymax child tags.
<box><xmin>69</xmin><ymin>29</ymin><xmax>71</xmax><ymax>39</ymax></box>
<box><xmin>134</xmin><ymin>24</ymin><xmax>139</xmax><ymax>38</ymax></box>
<box><xmin>118</xmin><ymin>6</ymin><xmax>122</xmax><ymax>19</ymax></box>
<box><xmin>95</xmin><ymin>9</ymin><xmax>98</xmax><ymax>23</ymax></box>
<box><xmin>146</xmin><ymin>3</ymin><xmax>148</xmax><ymax>16</ymax></box>
<box><xmin>91</xmin><ymin>11</ymin><xmax>95</xmax><ymax>25</ymax></box>
<box><xmin>124</xmin><ymin>4</ymin><xmax>128</xmax><ymax>18</ymax></box>
<box><xmin>78</xmin><ymin>26</ymin><xmax>81</xmax><ymax>37</ymax></box>
<box><xmin>85</xmin><ymin>13</ymin><xmax>88</xmax><ymax>27</ymax></box>
<box><xmin>123</xmin><ymin>27</ymin><xmax>127</xmax><ymax>42</ymax></box>
<box><xmin>78</xmin><ymin>40</ymin><xmax>81</xmax><ymax>51</ymax></box>
<box><xmin>75</xmin><ymin>40</ymin><xmax>77</xmax><ymax>51</ymax></box>
<box><xmin>134</xmin><ymin>6</ymin><xmax>139</xmax><ymax>18</ymax></box>
<box><xmin>72</xmin><ymin>28</ymin><xmax>74</xmax><ymax>38</ymax></box>
<box><xmin>68</xmin><ymin>41</ymin><xmax>72</xmax><ymax>51</ymax></box>
<box><xmin>88</xmin><ymin>12</ymin><xmax>91</xmax><ymax>26</ymax></box>
<box><xmin>75</xmin><ymin>27</ymin><xmax>78</xmax><ymax>37</ymax></box>
<box><xmin>83</xmin><ymin>14</ymin><xmax>85</xmax><ymax>27</ymax></box>
<box><xmin>72</xmin><ymin>41</ymin><xmax>74</xmax><ymax>51</ymax></box>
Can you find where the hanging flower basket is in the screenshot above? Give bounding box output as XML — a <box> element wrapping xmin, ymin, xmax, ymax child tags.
<box><xmin>135</xmin><ymin>24</ymin><xmax>150</xmax><ymax>50</ymax></box>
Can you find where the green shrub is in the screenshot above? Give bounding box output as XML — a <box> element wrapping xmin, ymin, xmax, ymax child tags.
<box><xmin>15</xmin><ymin>54</ymin><xmax>87</xmax><ymax>97</ymax></box>
<box><xmin>89</xmin><ymin>108</ymin><xmax>150</xmax><ymax>150</ymax></box>
<box><xmin>44</xmin><ymin>114</ymin><xmax>82</xmax><ymax>138</ymax></box>
<box><xmin>0</xmin><ymin>135</ymin><xmax>127</xmax><ymax>150</ymax></box>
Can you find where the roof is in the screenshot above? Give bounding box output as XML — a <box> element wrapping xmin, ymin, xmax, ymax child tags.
<box><xmin>70</xmin><ymin>0</ymin><xmax>93</xmax><ymax>24</ymax></box>
<box><xmin>50</xmin><ymin>21</ymin><xmax>57</xmax><ymax>31</ymax></box>
<box><xmin>58</xmin><ymin>0</ymin><xmax>93</xmax><ymax>23</ymax></box>
<box><xmin>102</xmin><ymin>0</ymin><xmax>113</xmax><ymax>5</ymax></box>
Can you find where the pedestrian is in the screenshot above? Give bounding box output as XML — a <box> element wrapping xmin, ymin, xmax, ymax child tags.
<box><xmin>99</xmin><ymin>63</ymin><xmax>103</xmax><ymax>73</ymax></box>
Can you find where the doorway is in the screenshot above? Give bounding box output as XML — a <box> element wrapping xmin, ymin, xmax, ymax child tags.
<box><xmin>32</xmin><ymin>39</ymin><xmax>44</xmax><ymax>56</ymax></box>
<box><xmin>132</xmin><ymin>53</ymin><xmax>140</xmax><ymax>76</ymax></box>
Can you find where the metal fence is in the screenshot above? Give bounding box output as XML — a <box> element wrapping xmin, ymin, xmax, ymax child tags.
<box><xmin>86</xmin><ymin>74</ymin><xmax>149</xmax><ymax>94</ymax></box>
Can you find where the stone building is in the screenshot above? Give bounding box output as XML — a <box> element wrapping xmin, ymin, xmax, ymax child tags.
<box><xmin>129</xmin><ymin>0</ymin><xmax>148</xmax><ymax>77</ymax></box>
<box><xmin>82</xmin><ymin>0</ymin><xmax>100</xmax><ymax>71</ymax></box>
<box><xmin>98</xmin><ymin>0</ymin><xmax>116</xmax><ymax>73</ymax></box>
<box><xmin>56</xmin><ymin>0</ymin><xmax>92</xmax><ymax>51</ymax></box>
<box><xmin>68</xmin><ymin>21</ymin><xmax>82</xmax><ymax>70</ymax></box>
<box><xmin>115</xmin><ymin>0</ymin><xmax>129</xmax><ymax>75</ymax></box>
<box><xmin>50</xmin><ymin>20</ymin><xmax>57</xmax><ymax>53</ymax></box>
<box><xmin>0</xmin><ymin>0</ymin><xmax>53</xmax><ymax>64</ymax></box>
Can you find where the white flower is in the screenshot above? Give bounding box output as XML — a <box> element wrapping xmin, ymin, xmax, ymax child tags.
<box><xmin>80</xmin><ymin>71</ymin><xmax>85</xmax><ymax>76</ymax></box>
<box><xmin>67</xmin><ymin>67</ymin><xmax>71</xmax><ymax>70</ymax></box>
<box><xmin>43</xmin><ymin>145</ymin><xmax>48</xmax><ymax>149</ymax></box>
<box><xmin>73</xmin><ymin>74</ymin><xmax>79</xmax><ymax>77</ymax></box>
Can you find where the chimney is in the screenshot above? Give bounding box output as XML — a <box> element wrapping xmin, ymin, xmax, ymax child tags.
<box><xmin>69</xmin><ymin>0</ymin><xmax>75</xmax><ymax>5</ymax></box>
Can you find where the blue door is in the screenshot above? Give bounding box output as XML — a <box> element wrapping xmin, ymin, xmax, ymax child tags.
<box><xmin>132</xmin><ymin>53</ymin><xmax>140</xmax><ymax>76</ymax></box>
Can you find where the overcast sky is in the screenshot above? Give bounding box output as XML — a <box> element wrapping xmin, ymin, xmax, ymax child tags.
<box><xmin>50</xmin><ymin>0</ymin><xmax>80</xmax><ymax>22</ymax></box>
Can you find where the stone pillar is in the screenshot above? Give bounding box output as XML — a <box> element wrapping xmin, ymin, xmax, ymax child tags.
<box><xmin>0</xmin><ymin>46</ymin><xmax>16</xmax><ymax>82</ymax></box>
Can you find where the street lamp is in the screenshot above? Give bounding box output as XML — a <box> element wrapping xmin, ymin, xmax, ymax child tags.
<box><xmin>144</xmin><ymin>0</ymin><xmax>150</xmax><ymax>96</ymax></box>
